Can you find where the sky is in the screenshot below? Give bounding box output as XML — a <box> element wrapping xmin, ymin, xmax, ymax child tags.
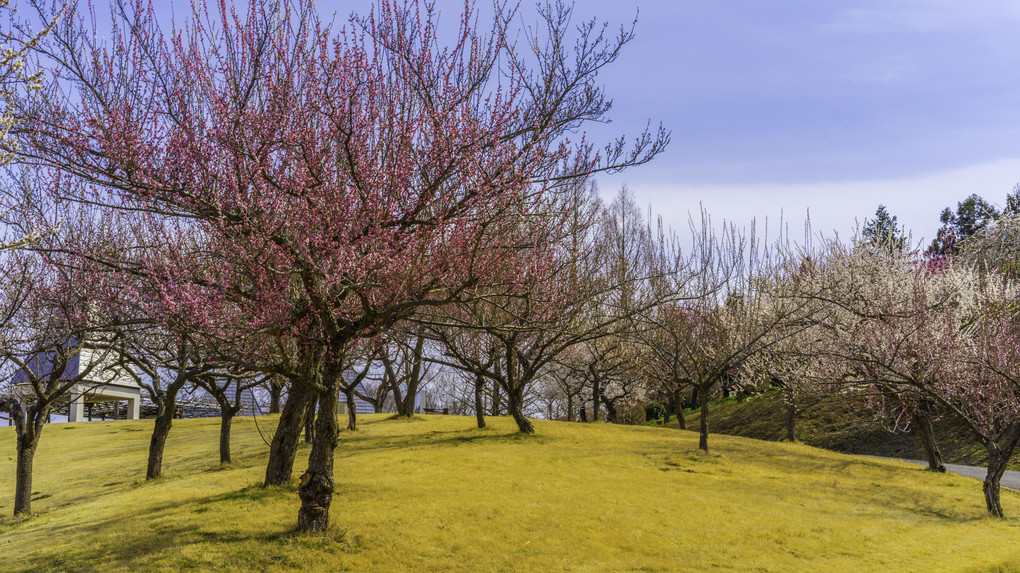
<box><xmin>564</xmin><ymin>0</ymin><xmax>1020</xmax><ymax>244</ymax></box>
<box><xmin>576</xmin><ymin>0</ymin><xmax>1020</xmax><ymax>243</ymax></box>
<box><xmin>108</xmin><ymin>0</ymin><xmax>1020</xmax><ymax>244</ymax></box>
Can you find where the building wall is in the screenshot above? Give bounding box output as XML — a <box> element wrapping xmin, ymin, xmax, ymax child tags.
<box><xmin>338</xmin><ymin>382</ymin><xmax>376</xmax><ymax>415</ymax></box>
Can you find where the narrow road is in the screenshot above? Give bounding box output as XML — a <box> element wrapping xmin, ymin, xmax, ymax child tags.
<box><xmin>872</xmin><ymin>456</ymin><xmax>1020</xmax><ymax>490</ymax></box>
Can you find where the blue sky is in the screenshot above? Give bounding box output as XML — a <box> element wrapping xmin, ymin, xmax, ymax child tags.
<box><xmin>137</xmin><ymin>1</ymin><xmax>1020</xmax><ymax>242</ymax></box>
<box><xmin>578</xmin><ymin>0</ymin><xmax>1020</xmax><ymax>243</ymax></box>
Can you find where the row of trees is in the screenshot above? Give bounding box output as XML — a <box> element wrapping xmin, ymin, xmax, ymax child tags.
<box><xmin>0</xmin><ymin>0</ymin><xmax>669</xmax><ymax>533</ymax></box>
<box><xmin>1</xmin><ymin>0</ymin><xmax>1018</xmax><ymax>533</ymax></box>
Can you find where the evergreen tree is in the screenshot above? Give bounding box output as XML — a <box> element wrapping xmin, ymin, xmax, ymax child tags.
<box><xmin>927</xmin><ymin>194</ymin><xmax>1000</xmax><ymax>258</ymax></box>
<box><xmin>1006</xmin><ymin>184</ymin><xmax>1020</xmax><ymax>216</ymax></box>
<box><xmin>861</xmin><ymin>205</ymin><xmax>906</xmax><ymax>253</ymax></box>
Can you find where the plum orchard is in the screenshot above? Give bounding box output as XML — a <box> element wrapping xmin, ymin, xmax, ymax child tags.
<box><xmin>8</xmin><ymin>0</ymin><xmax>667</xmax><ymax>532</ymax></box>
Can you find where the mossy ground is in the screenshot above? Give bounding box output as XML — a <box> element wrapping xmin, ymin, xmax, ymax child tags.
<box><xmin>2</xmin><ymin>413</ymin><xmax>1020</xmax><ymax>572</ymax></box>
<box><xmin>677</xmin><ymin>389</ymin><xmax>1017</xmax><ymax>469</ymax></box>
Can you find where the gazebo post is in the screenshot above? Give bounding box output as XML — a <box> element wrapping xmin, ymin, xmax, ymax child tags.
<box><xmin>68</xmin><ymin>388</ymin><xmax>85</xmax><ymax>423</ymax></box>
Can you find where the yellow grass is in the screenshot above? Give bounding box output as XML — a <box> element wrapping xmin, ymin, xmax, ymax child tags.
<box><xmin>2</xmin><ymin>414</ymin><xmax>1020</xmax><ymax>572</ymax></box>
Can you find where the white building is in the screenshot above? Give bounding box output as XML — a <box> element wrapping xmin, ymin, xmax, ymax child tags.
<box><xmin>14</xmin><ymin>338</ymin><xmax>141</xmax><ymax>422</ymax></box>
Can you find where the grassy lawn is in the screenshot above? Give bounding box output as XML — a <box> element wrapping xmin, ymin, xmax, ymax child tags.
<box><xmin>2</xmin><ymin>414</ymin><xmax>1020</xmax><ymax>572</ymax></box>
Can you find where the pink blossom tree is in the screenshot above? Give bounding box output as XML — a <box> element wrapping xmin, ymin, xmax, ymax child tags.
<box><xmin>11</xmin><ymin>0</ymin><xmax>667</xmax><ymax>532</ymax></box>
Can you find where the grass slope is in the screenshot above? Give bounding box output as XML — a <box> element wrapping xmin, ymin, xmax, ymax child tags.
<box><xmin>2</xmin><ymin>414</ymin><xmax>1020</xmax><ymax>572</ymax></box>
<box><xmin>680</xmin><ymin>390</ymin><xmax>1017</xmax><ymax>469</ymax></box>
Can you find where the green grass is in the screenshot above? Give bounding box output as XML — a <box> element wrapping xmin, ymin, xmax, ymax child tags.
<box><xmin>3</xmin><ymin>414</ymin><xmax>1020</xmax><ymax>571</ymax></box>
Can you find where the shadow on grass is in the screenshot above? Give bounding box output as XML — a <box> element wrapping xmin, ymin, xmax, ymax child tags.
<box><xmin>647</xmin><ymin>433</ymin><xmax>998</xmax><ymax>524</ymax></box>
<box><xmin>342</xmin><ymin>426</ymin><xmax>553</xmax><ymax>456</ymax></box>
<box><xmin>6</xmin><ymin>483</ymin><xmax>330</xmax><ymax>573</ymax></box>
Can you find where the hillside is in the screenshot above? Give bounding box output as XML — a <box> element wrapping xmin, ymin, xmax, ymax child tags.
<box><xmin>679</xmin><ymin>389</ymin><xmax>1016</xmax><ymax>469</ymax></box>
<box><xmin>3</xmin><ymin>414</ymin><xmax>1020</xmax><ymax>572</ymax></box>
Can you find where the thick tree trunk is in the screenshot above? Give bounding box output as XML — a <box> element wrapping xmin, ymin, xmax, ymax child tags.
<box><xmin>601</xmin><ymin>392</ymin><xmax>617</xmax><ymax>423</ymax></box>
<box><xmin>984</xmin><ymin>444</ymin><xmax>1010</xmax><ymax>518</ymax></box>
<box><xmin>590</xmin><ymin>378</ymin><xmax>600</xmax><ymax>423</ymax></box>
<box><xmin>12</xmin><ymin>402</ymin><xmax>42</xmax><ymax>517</ymax></box>
<box><xmin>14</xmin><ymin>439</ymin><xmax>36</xmax><ymax>516</ymax></box>
<box><xmin>390</xmin><ymin>377</ymin><xmax>409</xmax><ymax>417</ymax></box>
<box><xmin>671</xmin><ymin>389</ymin><xmax>687</xmax><ymax>430</ymax></box>
<box><xmin>908</xmin><ymin>409</ymin><xmax>945</xmax><ymax>472</ymax></box>
<box><xmin>698</xmin><ymin>384</ymin><xmax>710</xmax><ymax>453</ymax></box>
<box><xmin>298</xmin><ymin>381</ymin><xmax>341</xmax><ymax>533</ymax></box>
<box><xmin>474</xmin><ymin>376</ymin><xmax>486</xmax><ymax>429</ymax></box>
<box><xmin>566</xmin><ymin>393</ymin><xmax>575</xmax><ymax>422</ymax></box>
<box><xmin>344</xmin><ymin>385</ymin><xmax>357</xmax><ymax>431</ymax></box>
<box><xmin>304</xmin><ymin>394</ymin><xmax>317</xmax><ymax>444</ymax></box>
<box><xmin>981</xmin><ymin>427</ymin><xmax>1020</xmax><ymax>518</ymax></box>
<box><xmin>146</xmin><ymin>394</ymin><xmax>177</xmax><ymax>480</ymax></box>
<box><xmin>219</xmin><ymin>409</ymin><xmax>233</xmax><ymax>464</ymax></box>
<box><xmin>265</xmin><ymin>382</ymin><xmax>312</xmax><ymax>487</ymax></box>
<box><xmin>400</xmin><ymin>380</ymin><xmax>419</xmax><ymax>419</ymax></box>
<box><xmin>507</xmin><ymin>386</ymin><xmax>533</xmax><ymax>434</ymax></box>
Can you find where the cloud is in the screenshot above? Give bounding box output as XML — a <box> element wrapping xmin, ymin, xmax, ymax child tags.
<box><xmin>822</xmin><ymin>0</ymin><xmax>1020</xmax><ymax>34</ymax></box>
<box><xmin>606</xmin><ymin>158</ymin><xmax>1020</xmax><ymax>245</ymax></box>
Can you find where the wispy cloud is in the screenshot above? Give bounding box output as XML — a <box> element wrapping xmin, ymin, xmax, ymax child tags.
<box><xmin>822</xmin><ymin>0</ymin><xmax>1020</xmax><ymax>34</ymax></box>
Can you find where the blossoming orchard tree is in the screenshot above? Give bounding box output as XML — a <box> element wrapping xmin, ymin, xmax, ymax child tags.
<box><xmin>0</xmin><ymin>243</ymin><xmax>123</xmax><ymax>517</ymax></box>
<box><xmin>639</xmin><ymin>214</ymin><xmax>815</xmax><ymax>453</ymax></box>
<box><xmin>815</xmin><ymin>244</ymin><xmax>955</xmax><ymax>473</ymax></box>
<box><xmin>10</xmin><ymin>0</ymin><xmax>668</xmax><ymax>532</ymax></box>
<box><xmin>805</xmin><ymin>239</ymin><xmax>1020</xmax><ymax>516</ymax></box>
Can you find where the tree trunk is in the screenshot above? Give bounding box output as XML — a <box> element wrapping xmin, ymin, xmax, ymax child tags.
<box><xmin>390</xmin><ymin>376</ymin><xmax>409</xmax><ymax>417</ymax></box>
<box><xmin>209</xmin><ymin>385</ymin><xmax>240</xmax><ymax>465</ymax></box>
<box><xmin>908</xmin><ymin>409</ymin><xmax>945</xmax><ymax>472</ymax></box>
<box><xmin>489</xmin><ymin>381</ymin><xmax>501</xmax><ymax>416</ymax></box>
<box><xmin>269</xmin><ymin>380</ymin><xmax>283</xmax><ymax>414</ymax></box>
<box><xmin>146</xmin><ymin>394</ymin><xmax>177</xmax><ymax>480</ymax></box>
<box><xmin>12</xmin><ymin>402</ymin><xmax>41</xmax><ymax>516</ymax></box>
<box><xmin>507</xmin><ymin>385</ymin><xmax>533</xmax><ymax>434</ymax></box>
<box><xmin>600</xmin><ymin>392</ymin><xmax>617</xmax><ymax>423</ymax></box>
<box><xmin>297</xmin><ymin>380</ymin><xmax>341</xmax><ymax>533</ymax></box>
<box><xmin>566</xmin><ymin>393</ymin><xmax>574</xmax><ymax>422</ymax></box>
<box><xmin>590</xmin><ymin>377</ymin><xmax>600</xmax><ymax>423</ymax></box>
<box><xmin>344</xmin><ymin>385</ymin><xmax>357</xmax><ymax>431</ymax></box>
<box><xmin>698</xmin><ymin>384</ymin><xmax>710</xmax><ymax>453</ymax></box>
<box><xmin>671</xmin><ymin>388</ymin><xmax>687</xmax><ymax>430</ymax></box>
<box><xmin>981</xmin><ymin>426</ymin><xmax>1020</xmax><ymax>518</ymax></box>
<box><xmin>14</xmin><ymin>441</ymin><xmax>36</xmax><ymax>516</ymax></box>
<box><xmin>984</xmin><ymin>443</ymin><xmax>1009</xmax><ymax>518</ymax></box>
<box><xmin>786</xmin><ymin>402</ymin><xmax>796</xmax><ymax>442</ymax></box>
<box><xmin>13</xmin><ymin>435</ymin><xmax>40</xmax><ymax>518</ymax></box>
<box><xmin>474</xmin><ymin>375</ymin><xmax>486</xmax><ymax>429</ymax></box>
<box><xmin>304</xmin><ymin>394</ymin><xmax>317</xmax><ymax>444</ymax></box>
<box><xmin>219</xmin><ymin>408</ymin><xmax>233</xmax><ymax>464</ymax></box>
<box><xmin>265</xmin><ymin>382</ymin><xmax>312</xmax><ymax>486</ymax></box>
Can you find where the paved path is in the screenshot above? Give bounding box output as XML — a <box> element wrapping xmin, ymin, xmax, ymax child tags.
<box><xmin>871</xmin><ymin>456</ymin><xmax>1020</xmax><ymax>490</ymax></box>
